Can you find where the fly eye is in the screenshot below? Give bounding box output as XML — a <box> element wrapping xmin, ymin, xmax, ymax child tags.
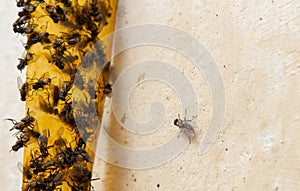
<box><xmin>174</xmin><ymin>119</ymin><xmax>179</xmax><ymax>126</ymax></box>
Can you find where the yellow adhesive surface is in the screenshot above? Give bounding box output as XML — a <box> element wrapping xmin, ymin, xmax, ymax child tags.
<box><xmin>11</xmin><ymin>0</ymin><xmax>118</xmax><ymax>190</ymax></box>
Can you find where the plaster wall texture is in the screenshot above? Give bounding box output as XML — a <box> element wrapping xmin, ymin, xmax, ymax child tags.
<box><xmin>0</xmin><ymin>1</ymin><xmax>299</xmax><ymax>191</ymax></box>
<box><xmin>92</xmin><ymin>1</ymin><xmax>300</xmax><ymax>191</ymax></box>
<box><xmin>0</xmin><ymin>1</ymin><xmax>26</xmax><ymax>190</ymax></box>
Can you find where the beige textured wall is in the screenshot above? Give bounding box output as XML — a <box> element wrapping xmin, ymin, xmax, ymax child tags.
<box><xmin>1</xmin><ymin>1</ymin><xmax>299</xmax><ymax>191</ymax></box>
<box><xmin>0</xmin><ymin>1</ymin><xmax>25</xmax><ymax>190</ymax></box>
<box><xmin>92</xmin><ymin>1</ymin><xmax>300</xmax><ymax>191</ymax></box>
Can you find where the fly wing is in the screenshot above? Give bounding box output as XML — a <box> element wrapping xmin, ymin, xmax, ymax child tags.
<box><xmin>20</xmin><ymin>50</ymin><xmax>27</xmax><ymax>58</ymax></box>
<box><xmin>17</xmin><ymin>76</ymin><xmax>24</xmax><ymax>90</ymax></box>
<box><xmin>17</xmin><ymin>162</ymin><xmax>23</xmax><ymax>174</ymax></box>
<box><xmin>57</xmin><ymin>126</ymin><xmax>64</xmax><ymax>136</ymax></box>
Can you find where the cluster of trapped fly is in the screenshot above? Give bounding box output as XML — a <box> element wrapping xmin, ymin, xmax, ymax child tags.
<box><xmin>7</xmin><ymin>0</ymin><xmax>114</xmax><ymax>190</ymax></box>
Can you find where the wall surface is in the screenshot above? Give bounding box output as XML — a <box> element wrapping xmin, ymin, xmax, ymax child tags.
<box><xmin>0</xmin><ymin>1</ymin><xmax>26</xmax><ymax>190</ymax></box>
<box><xmin>92</xmin><ymin>1</ymin><xmax>300</xmax><ymax>191</ymax></box>
<box><xmin>1</xmin><ymin>1</ymin><xmax>299</xmax><ymax>191</ymax></box>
